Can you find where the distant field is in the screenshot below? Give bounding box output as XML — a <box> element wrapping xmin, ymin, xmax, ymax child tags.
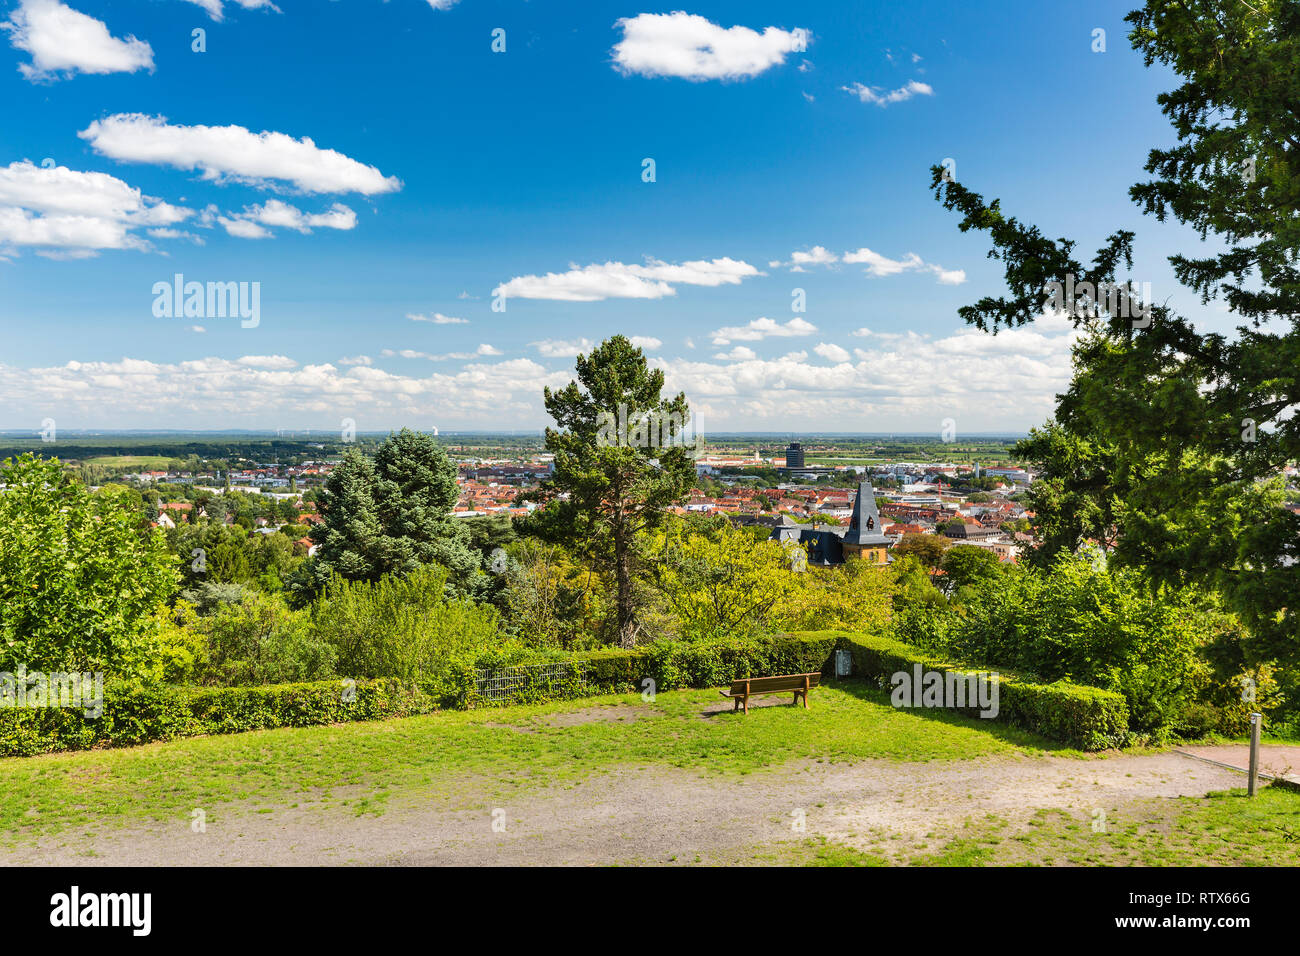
<box><xmin>85</xmin><ymin>455</ymin><xmax>179</xmax><ymax>468</ymax></box>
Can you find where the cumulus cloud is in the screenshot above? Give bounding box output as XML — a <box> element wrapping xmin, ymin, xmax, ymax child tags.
<box><xmin>79</xmin><ymin>114</ymin><xmax>402</xmax><ymax>195</ymax></box>
<box><xmin>653</xmin><ymin>315</ymin><xmax>1083</xmax><ymax>430</ymax></box>
<box><xmin>630</xmin><ymin>336</ymin><xmax>663</xmax><ymax>350</ymax></box>
<box><xmin>530</xmin><ymin>338</ymin><xmax>594</xmax><ymax>358</ymax></box>
<box><xmin>0</xmin><ymin>159</ymin><xmax>192</xmax><ymax>256</ymax></box>
<box><xmin>842</xmin><ymin>79</ymin><xmax>933</xmax><ymax>107</ymax></box>
<box><xmin>216</xmin><ymin>215</ymin><xmax>270</xmax><ymax>239</ymax></box>
<box><xmin>494</xmin><ymin>257</ymin><xmax>759</xmax><ymax>302</ymax></box>
<box><xmin>215</xmin><ymin>199</ymin><xmax>357</xmax><ymax>239</ymax></box>
<box><xmin>709</xmin><ymin>316</ymin><xmax>817</xmax><ymax>345</ymax></box>
<box><xmin>769</xmin><ymin>245</ymin><xmax>839</xmax><ymax>271</ymax></box>
<box><xmin>813</xmin><ymin>342</ymin><xmax>851</xmax><ymax>363</ymax></box>
<box><xmin>0</xmin><ymin>354</ymin><xmax>573</xmax><ymax>429</ymax></box>
<box><xmin>3</xmin><ymin>0</ymin><xmax>153</xmax><ymax>80</ymax></box>
<box><xmin>612</xmin><ymin>12</ymin><xmax>808</xmax><ymax>81</ymax></box>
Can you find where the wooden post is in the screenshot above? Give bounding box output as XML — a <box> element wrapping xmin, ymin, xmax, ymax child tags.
<box><xmin>1248</xmin><ymin>712</ymin><xmax>1262</xmax><ymax>796</ymax></box>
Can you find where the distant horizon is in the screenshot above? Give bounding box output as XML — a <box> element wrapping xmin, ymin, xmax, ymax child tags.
<box><xmin>0</xmin><ymin>427</ymin><xmax>1031</xmax><ymax>441</ymax></box>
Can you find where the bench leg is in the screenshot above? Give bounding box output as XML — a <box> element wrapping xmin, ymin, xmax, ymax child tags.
<box><xmin>733</xmin><ymin>696</ymin><xmax>740</xmax><ymax>712</ymax></box>
<box><xmin>743</xmin><ymin>694</ymin><xmax>749</xmax><ymax>715</ymax></box>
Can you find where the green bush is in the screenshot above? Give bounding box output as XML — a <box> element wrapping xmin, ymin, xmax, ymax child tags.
<box><xmin>311</xmin><ymin>565</ymin><xmax>499</xmax><ymax>703</ymax></box>
<box><xmin>896</xmin><ymin>549</ymin><xmax>1212</xmax><ymax>739</ymax></box>
<box><xmin>831</xmin><ymin>630</ymin><xmax>1129</xmax><ymax>750</ymax></box>
<box><xmin>0</xmin><ymin>679</ymin><xmax>438</xmax><ymax>758</ymax></box>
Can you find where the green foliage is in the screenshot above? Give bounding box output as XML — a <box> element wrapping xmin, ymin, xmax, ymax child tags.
<box><xmin>902</xmin><ymin>549</ymin><xmax>1216</xmax><ymax>739</ymax></box>
<box><xmin>643</xmin><ymin>521</ymin><xmax>798</xmax><ymax>642</ymax></box>
<box><xmin>939</xmin><ymin>544</ymin><xmax>1003</xmax><ymax>595</ymax></box>
<box><xmin>930</xmin><ymin>0</ymin><xmax>1300</xmax><ymax>666</ymax></box>
<box><xmin>533</xmin><ymin>335</ymin><xmax>698</xmax><ymax>647</ymax></box>
<box><xmin>0</xmin><ymin>454</ymin><xmax>178</xmax><ymax>677</ymax></box>
<box><xmin>500</xmin><ymin>539</ymin><xmax>610</xmax><ymax>648</ymax></box>
<box><xmin>892</xmin><ymin>532</ymin><xmax>950</xmax><ymax>567</ymax></box>
<box><xmin>185</xmin><ymin>592</ymin><xmax>337</xmax><ymax>686</ymax></box>
<box><xmin>310</xmin><ymin>429</ymin><xmax>478</xmax><ymax>591</ymax></box>
<box><xmin>310</xmin><ymin>564</ymin><xmax>499</xmax><ymax>704</ymax></box>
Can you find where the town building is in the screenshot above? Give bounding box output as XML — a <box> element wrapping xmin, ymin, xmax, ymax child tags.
<box><xmin>769</xmin><ymin>479</ymin><xmax>891</xmax><ymax>567</ymax></box>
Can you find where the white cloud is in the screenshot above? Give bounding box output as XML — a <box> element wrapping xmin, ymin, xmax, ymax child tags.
<box><xmin>228</xmin><ymin>199</ymin><xmax>357</xmax><ymax>234</ymax></box>
<box><xmin>843</xmin><ymin>246</ymin><xmax>965</xmax><ymax>285</ymax></box>
<box><xmin>530</xmin><ymin>338</ymin><xmax>593</xmax><ymax>358</ymax></box>
<box><xmin>384</xmin><ymin>344</ymin><xmax>503</xmax><ymax>361</ymax></box>
<box><xmin>79</xmin><ymin>114</ymin><xmax>403</xmax><ymax>195</ymax></box>
<box><xmin>712</xmin><ymin>346</ymin><xmax>757</xmax><ymax>361</ymax></box>
<box><xmin>0</xmin><ymin>354</ymin><xmax>574</xmax><ymax>429</ymax></box>
<box><xmin>842</xmin><ymin>79</ymin><xmax>933</xmax><ymax>107</ymax></box>
<box><xmin>3</xmin><ymin>0</ymin><xmax>153</xmax><ymax>80</ymax></box>
<box><xmin>217</xmin><ymin>215</ymin><xmax>270</xmax><ymax>239</ymax></box>
<box><xmin>612</xmin><ymin>12</ymin><xmax>808</xmax><ymax>81</ymax></box>
<box><xmin>236</xmin><ymin>355</ymin><xmax>297</xmax><ymax>369</ymax></box>
<box><xmin>772</xmin><ymin>245</ymin><xmax>839</xmax><ymax>271</ymax></box>
<box><xmin>651</xmin><ymin>315</ymin><xmax>1083</xmax><ymax>429</ymax></box>
<box><xmin>408</xmin><ymin>312</ymin><xmax>467</xmax><ymax>324</ymax></box>
<box><xmin>813</xmin><ymin>342</ymin><xmax>851</xmax><ymax>363</ymax></box>
<box><xmin>709</xmin><ymin>316</ymin><xmax>817</xmax><ymax>345</ymax></box>
<box><xmin>495</xmin><ymin>257</ymin><xmax>759</xmax><ymax>302</ymax></box>
<box><xmin>339</xmin><ymin>355</ymin><xmax>372</xmax><ymax>366</ymax></box>
<box><xmin>630</xmin><ymin>336</ymin><xmax>663</xmax><ymax>350</ymax></box>
<box><xmin>179</xmin><ymin>0</ymin><xmax>278</xmax><ymax>23</ymax></box>
<box><xmin>0</xmin><ymin>160</ymin><xmax>192</xmax><ymax>256</ymax></box>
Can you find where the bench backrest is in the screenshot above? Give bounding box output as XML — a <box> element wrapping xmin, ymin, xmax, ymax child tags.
<box><xmin>729</xmin><ymin>673</ymin><xmax>821</xmax><ymax>694</ymax></box>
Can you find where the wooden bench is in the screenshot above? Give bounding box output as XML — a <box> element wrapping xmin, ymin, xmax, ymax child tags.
<box><xmin>720</xmin><ymin>673</ymin><xmax>820</xmax><ymax>714</ymax></box>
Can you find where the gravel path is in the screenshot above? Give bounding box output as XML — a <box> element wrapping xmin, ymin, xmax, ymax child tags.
<box><xmin>4</xmin><ymin>751</ymin><xmax>1246</xmax><ymax>866</ymax></box>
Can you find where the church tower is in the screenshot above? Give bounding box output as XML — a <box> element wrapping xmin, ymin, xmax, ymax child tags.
<box><xmin>841</xmin><ymin>479</ymin><xmax>891</xmax><ymax>565</ymax></box>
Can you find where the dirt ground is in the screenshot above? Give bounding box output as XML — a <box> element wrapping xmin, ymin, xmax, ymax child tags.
<box><xmin>2</xmin><ymin>751</ymin><xmax>1253</xmax><ymax>866</ymax></box>
<box><xmin>1176</xmin><ymin>745</ymin><xmax>1300</xmax><ymax>784</ymax></box>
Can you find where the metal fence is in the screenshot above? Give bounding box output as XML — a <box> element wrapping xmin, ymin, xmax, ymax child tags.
<box><xmin>472</xmin><ymin>662</ymin><xmax>589</xmax><ymax>706</ymax></box>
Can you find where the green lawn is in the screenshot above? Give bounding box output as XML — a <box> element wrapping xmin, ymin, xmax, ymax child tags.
<box><xmin>0</xmin><ymin>681</ymin><xmax>1054</xmax><ymax>841</ymax></box>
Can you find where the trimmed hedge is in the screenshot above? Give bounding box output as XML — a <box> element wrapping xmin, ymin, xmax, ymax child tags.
<box><xmin>826</xmin><ymin>629</ymin><xmax>1130</xmax><ymax>751</ymax></box>
<box><xmin>571</xmin><ymin>631</ymin><xmax>841</xmax><ymax>695</ymax></box>
<box><xmin>0</xmin><ymin>679</ymin><xmax>438</xmax><ymax>758</ymax></box>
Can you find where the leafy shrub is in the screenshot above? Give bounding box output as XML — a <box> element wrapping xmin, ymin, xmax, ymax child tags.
<box><xmin>189</xmin><ymin>592</ymin><xmax>337</xmax><ymax>686</ymax></box>
<box><xmin>310</xmin><ymin>565</ymin><xmax>499</xmax><ymax>704</ymax></box>
<box><xmin>0</xmin><ymin>454</ymin><xmax>178</xmax><ymax>679</ymax></box>
<box><xmin>897</xmin><ymin>548</ymin><xmax>1211</xmax><ymax>739</ymax></box>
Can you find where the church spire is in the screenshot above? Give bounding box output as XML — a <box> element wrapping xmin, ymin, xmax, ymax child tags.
<box><xmin>843</xmin><ymin>479</ymin><xmax>890</xmax><ymax>546</ymax></box>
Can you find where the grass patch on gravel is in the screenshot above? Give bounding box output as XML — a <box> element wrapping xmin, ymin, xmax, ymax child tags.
<box><xmin>0</xmin><ymin>680</ymin><xmax>1055</xmax><ymax>840</ymax></box>
<box><xmin>795</xmin><ymin>785</ymin><xmax>1300</xmax><ymax>867</ymax></box>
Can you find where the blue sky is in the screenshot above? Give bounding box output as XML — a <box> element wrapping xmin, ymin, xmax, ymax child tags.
<box><xmin>0</xmin><ymin>0</ymin><xmax>1217</xmax><ymax>433</ymax></box>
